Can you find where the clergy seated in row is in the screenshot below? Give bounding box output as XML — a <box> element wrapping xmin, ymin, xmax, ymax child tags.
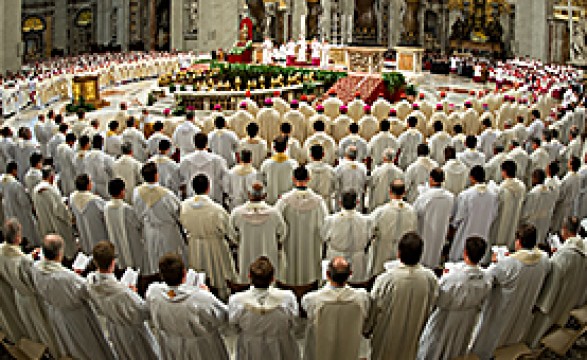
<box><xmin>370</xmin><ymin>232</ymin><xmax>439</xmax><ymax>360</ymax></box>
<box><xmin>302</xmin><ymin>257</ymin><xmax>370</xmax><ymax>360</ymax></box>
<box><xmin>417</xmin><ymin>236</ymin><xmax>492</xmax><ymax>360</ymax></box>
<box><xmin>228</xmin><ymin>256</ymin><xmax>300</xmax><ymax>360</ymax></box>
<box><xmin>145</xmin><ymin>253</ymin><xmax>229</xmax><ymax>360</ymax></box>
<box><xmin>33</xmin><ymin>234</ymin><xmax>116</xmax><ymax>359</ymax></box>
<box><xmin>87</xmin><ymin>241</ymin><xmax>160</xmax><ymax>360</ymax></box>
<box><xmin>469</xmin><ymin>224</ymin><xmax>550</xmax><ymax>359</ymax></box>
<box><xmin>229</xmin><ymin>181</ymin><xmax>286</xmax><ymax>283</ymax></box>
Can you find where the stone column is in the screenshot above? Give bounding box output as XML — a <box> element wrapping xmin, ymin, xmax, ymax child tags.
<box><xmin>291</xmin><ymin>0</ymin><xmax>308</xmax><ymax>39</ymax></box>
<box><xmin>53</xmin><ymin>0</ymin><xmax>68</xmax><ymax>52</ymax></box>
<box><xmin>515</xmin><ymin>0</ymin><xmax>550</xmax><ymax>61</ymax></box>
<box><xmin>0</xmin><ymin>0</ymin><xmax>22</xmax><ymax>74</ymax></box>
<box><xmin>320</xmin><ymin>0</ymin><xmax>331</xmax><ymax>41</ymax></box>
<box><xmin>149</xmin><ymin>0</ymin><xmax>157</xmax><ymax>50</ymax></box>
<box><xmin>402</xmin><ymin>0</ymin><xmax>420</xmax><ymax>45</ymax></box>
<box><xmin>169</xmin><ymin>0</ymin><xmax>183</xmax><ymax>50</ymax></box>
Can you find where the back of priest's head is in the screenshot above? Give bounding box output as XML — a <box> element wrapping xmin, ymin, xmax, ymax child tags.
<box><xmin>249</xmin><ymin>257</ymin><xmax>274</xmax><ymax>289</ymax></box>
<box><xmin>93</xmin><ymin>241</ymin><xmax>116</xmax><ymax>272</ymax></box>
<box><xmin>159</xmin><ymin>253</ymin><xmax>185</xmax><ymax>287</ymax></box>
<box><xmin>398</xmin><ymin>232</ymin><xmax>423</xmax><ymax>266</ymax></box>
<box><xmin>327</xmin><ymin>257</ymin><xmax>352</xmax><ymax>287</ymax></box>
<box><xmin>515</xmin><ymin>224</ymin><xmax>537</xmax><ymax>250</ymax></box>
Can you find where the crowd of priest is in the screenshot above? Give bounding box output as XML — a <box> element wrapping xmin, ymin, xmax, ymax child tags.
<box><xmin>0</xmin><ymin>56</ymin><xmax>586</xmax><ymax>360</ymax></box>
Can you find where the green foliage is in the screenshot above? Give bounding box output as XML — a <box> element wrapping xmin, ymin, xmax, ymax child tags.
<box><xmin>172</xmin><ymin>105</ymin><xmax>186</xmax><ymax>116</ymax></box>
<box><xmin>169</xmin><ymin>83</ymin><xmax>176</xmax><ymax>93</ymax></box>
<box><xmin>382</xmin><ymin>72</ymin><xmax>407</xmax><ymax>94</ymax></box>
<box><xmin>65</xmin><ymin>96</ymin><xmax>96</xmax><ymax>114</ymax></box>
<box><xmin>405</xmin><ymin>83</ymin><xmax>417</xmax><ymax>96</ymax></box>
<box><xmin>147</xmin><ymin>93</ymin><xmax>156</xmax><ymax>106</ymax></box>
<box><xmin>179</xmin><ymin>85</ymin><xmax>187</xmax><ymax>92</ymax></box>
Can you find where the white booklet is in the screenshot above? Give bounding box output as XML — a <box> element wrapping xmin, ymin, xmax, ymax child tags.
<box><xmin>491</xmin><ymin>246</ymin><xmax>509</xmax><ymax>262</ymax></box>
<box><xmin>120</xmin><ymin>268</ymin><xmax>140</xmax><ymax>287</ymax></box>
<box><xmin>321</xmin><ymin>260</ymin><xmax>330</xmax><ymax>280</ymax></box>
<box><xmin>186</xmin><ymin>269</ymin><xmax>206</xmax><ymax>287</ymax></box>
<box><xmin>72</xmin><ymin>253</ymin><xmax>91</xmax><ymax>271</ymax></box>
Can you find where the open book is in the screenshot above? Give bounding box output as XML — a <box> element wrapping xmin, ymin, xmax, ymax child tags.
<box><xmin>186</xmin><ymin>269</ymin><xmax>206</xmax><ymax>287</ymax></box>
<box><xmin>72</xmin><ymin>253</ymin><xmax>91</xmax><ymax>272</ymax></box>
<box><xmin>120</xmin><ymin>268</ymin><xmax>140</xmax><ymax>287</ymax></box>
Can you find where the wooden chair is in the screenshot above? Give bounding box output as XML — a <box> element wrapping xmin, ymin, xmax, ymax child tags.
<box><xmin>451</xmin><ymin>354</ymin><xmax>480</xmax><ymax>360</ymax></box>
<box><xmin>275</xmin><ymin>280</ymin><xmax>319</xmax><ymax>318</ymax></box>
<box><xmin>348</xmin><ymin>276</ymin><xmax>376</xmax><ymax>292</ymax></box>
<box><xmin>493</xmin><ymin>343</ymin><xmax>532</xmax><ymax>360</ymax></box>
<box><xmin>540</xmin><ymin>304</ymin><xmax>587</xmax><ymax>356</ymax></box>
<box><xmin>226</xmin><ymin>279</ymin><xmax>250</xmax><ymax>295</ymax></box>
<box><xmin>16</xmin><ymin>338</ymin><xmax>47</xmax><ymax>360</ymax></box>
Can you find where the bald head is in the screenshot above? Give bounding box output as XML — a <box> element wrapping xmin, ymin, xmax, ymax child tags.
<box><xmin>42</xmin><ymin>234</ymin><xmax>64</xmax><ymax>261</ymax></box>
<box><xmin>3</xmin><ymin>218</ymin><xmax>22</xmax><ymax>245</ymax></box>
<box><xmin>248</xmin><ymin>181</ymin><xmax>266</xmax><ymax>201</ymax></box>
<box><xmin>327</xmin><ymin>257</ymin><xmax>352</xmax><ymax>286</ymax></box>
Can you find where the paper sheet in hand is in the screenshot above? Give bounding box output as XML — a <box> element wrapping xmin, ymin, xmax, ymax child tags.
<box><xmin>186</xmin><ymin>269</ymin><xmax>206</xmax><ymax>286</ymax></box>
<box><xmin>384</xmin><ymin>260</ymin><xmax>401</xmax><ymax>271</ymax></box>
<box><xmin>321</xmin><ymin>260</ymin><xmax>330</xmax><ymax>280</ymax></box>
<box><xmin>72</xmin><ymin>253</ymin><xmax>91</xmax><ymax>271</ymax></box>
<box><xmin>120</xmin><ymin>268</ymin><xmax>139</xmax><ymax>287</ymax></box>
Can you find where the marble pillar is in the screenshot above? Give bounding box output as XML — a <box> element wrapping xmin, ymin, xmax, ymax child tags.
<box><xmin>53</xmin><ymin>0</ymin><xmax>68</xmax><ymax>52</ymax></box>
<box><xmin>402</xmin><ymin>0</ymin><xmax>420</xmax><ymax>45</ymax></box>
<box><xmin>515</xmin><ymin>0</ymin><xmax>549</xmax><ymax>61</ymax></box>
<box><xmin>320</xmin><ymin>0</ymin><xmax>331</xmax><ymax>41</ymax></box>
<box><xmin>291</xmin><ymin>0</ymin><xmax>308</xmax><ymax>39</ymax></box>
<box><xmin>0</xmin><ymin>0</ymin><xmax>22</xmax><ymax>74</ymax></box>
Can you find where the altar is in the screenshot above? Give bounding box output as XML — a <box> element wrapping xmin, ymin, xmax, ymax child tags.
<box><xmin>330</xmin><ymin>47</ymin><xmax>388</xmax><ymax>73</ymax></box>
<box><xmin>393</xmin><ymin>47</ymin><xmax>424</xmax><ymax>73</ymax></box>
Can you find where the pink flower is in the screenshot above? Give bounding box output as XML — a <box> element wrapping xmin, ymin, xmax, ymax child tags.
<box><xmin>187</xmin><ymin>106</ymin><xmax>195</xmax><ymax>111</ymax></box>
<box><xmin>163</xmin><ymin>108</ymin><xmax>171</xmax><ymax>115</ymax></box>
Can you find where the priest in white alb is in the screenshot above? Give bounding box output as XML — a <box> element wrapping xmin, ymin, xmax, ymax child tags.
<box><xmin>370</xmin><ymin>233</ymin><xmax>438</xmax><ymax>360</ymax></box>
<box><xmin>104</xmin><ymin>178</ymin><xmax>144</xmax><ymax>269</ymax></box>
<box><xmin>276</xmin><ymin>166</ymin><xmax>328</xmax><ymax>285</ymax></box>
<box><xmin>32</xmin><ymin>166</ymin><xmax>76</xmax><ymax>259</ymax></box>
<box><xmin>260</xmin><ymin>136</ymin><xmax>298</xmax><ymax>205</ymax></box>
<box><xmin>180</xmin><ymin>174</ymin><xmax>236</xmax><ymax>299</ymax></box>
<box><xmin>417</xmin><ymin>237</ymin><xmax>492</xmax><ymax>360</ymax></box>
<box><xmin>70</xmin><ymin>174</ymin><xmax>109</xmax><ymax>254</ymax></box>
<box><xmin>87</xmin><ymin>241</ymin><xmax>160</xmax><ymax>360</ymax></box>
<box><xmin>229</xmin><ymin>182</ymin><xmax>286</xmax><ymax>282</ymax></box>
<box><xmin>322</xmin><ymin>191</ymin><xmax>373</xmax><ymax>281</ymax></box>
<box><xmin>133</xmin><ymin>162</ymin><xmax>185</xmax><ymax>275</ymax></box>
<box><xmin>228</xmin><ymin>257</ymin><xmax>300</xmax><ymax>360</ymax></box>
<box><xmin>146</xmin><ymin>254</ymin><xmax>229</xmax><ymax>360</ymax></box>
<box><xmin>224</xmin><ymin>149</ymin><xmax>259</xmax><ymax>211</ymax></box>
<box><xmin>368</xmin><ymin>148</ymin><xmax>404</xmax><ymax>212</ymax></box>
<box><xmin>413</xmin><ymin>168</ymin><xmax>455</xmax><ymax>269</ymax></box>
<box><xmin>33</xmin><ymin>234</ymin><xmax>116</xmax><ymax>360</ymax></box>
<box><xmin>369</xmin><ymin>179</ymin><xmax>417</xmax><ymax>275</ymax></box>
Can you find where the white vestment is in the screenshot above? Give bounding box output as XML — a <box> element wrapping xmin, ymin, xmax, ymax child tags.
<box><xmin>276</xmin><ymin>189</ymin><xmax>328</xmax><ymax>285</ymax></box>
<box><xmin>32</xmin><ymin>260</ymin><xmax>116</xmax><ymax>360</ymax></box>
<box><xmin>369</xmin><ymin>200</ymin><xmax>417</xmax><ymax>275</ymax></box>
<box><xmin>229</xmin><ymin>287</ymin><xmax>300</xmax><ymax>360</ymax></box>
<box><xmin>0</xmin><ymin>174</ymin><xmax>40</xmax><ymax>245</ymax></box>
<box><xmin>113</xmin><ymin>154</ymin><xmax>143</xmax><ymax>203</ymax></box>
<box><xmin>405</xmin><ymin>157</ymin><xmax>439</xmax><ymax>203</ymax></box>
<box><xmin>413</xmin><ymin>187</ymin><xmax>455</xmax><ymax>268</ymax></box>
<box><xmin>417</xmin><ymin>263</ymin><xmax>491</xmax><ymax>360</ymax></box>
<box><xmin>146</xmin><ymin>283</ymin><xmax>229</xmax><ymax>360</ymax></box>
<box><xmin>104</xmin><ymin>199</ymin><xmax>144</xmax><ymax>269</ymax></box>
<box><xmin>87</xmin><ymin>273</ymin><xmax>160</xmax><ymax>360</ymax></box>
<box><xmin>209</xmin><ymin>128</ymin><xmax>239</xmax><ymax>168</ymax></box>
<box><xmin>489</xmin><ymin>178</ymin><xmax>526</xmax><ymax>251</ymax></box>
<box><xmin>70</xmin><ymin>190</ymin><xmax>109</xmax><ymax>254</ymax></box>
<box><xmin>322</xmin><ymin>210</ymin><xmax>373</xmax><ymax>281</ymax></box>
<box><xmin>223</xmin><ymin>164</ymin><xmax>258</xmax><ymax>211</ymax></box>
<box><xmin>368</xmin><ymin>163</ymin><xmax>404</xmax><ymax>212</ymax></box>
<box><xmin>229</xmin><ymin>201</ymin><xmax>286</xmax><ymax>282</ymax></box>
<box><xmin>260</xmin><ymin>155</ymin><xmax>298</xmax><ymax>205</ymax></box>
<box><xmin>133</xmin><ymin>184</ymin><xmax>185</xmax><ymax>274</ymax></box>
<box><xmin>180</xmin><ymin>195</ymin><xmax>235</xmax><ymax>298</ymax></box>
<box><xmin>179</xmin><ymin>149</ymin><xmax>227</xmax><ymax>202</ymax></box>
<box><xmin>450</xmin><ymin>184</ymin><xmax>498</xmax><ymax>261</ymax></box>
<box><xmin>370</xmin><ymin>263</ymin><xmax>439</xmax><ymax>360</ymax></box>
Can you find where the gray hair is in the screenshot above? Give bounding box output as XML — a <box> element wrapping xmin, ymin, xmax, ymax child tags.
<box><xmin>3</xmin><ymin>218</ymin><xmax>21</xmax><ymax>245</ymax></box>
